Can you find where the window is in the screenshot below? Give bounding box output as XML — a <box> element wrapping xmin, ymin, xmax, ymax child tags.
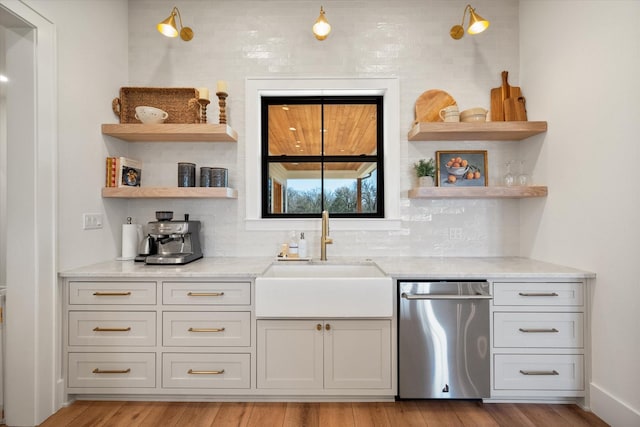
<box><xmin>261</xmin><ymin>96</ymin><xmax>384</xmax><ymax>218</ymax></box>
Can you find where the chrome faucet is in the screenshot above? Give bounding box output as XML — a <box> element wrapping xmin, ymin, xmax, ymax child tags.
<box><xmin>320</xmin><ymin>210</ymin><xmax>333</xmax><ymax>261</ymax></box>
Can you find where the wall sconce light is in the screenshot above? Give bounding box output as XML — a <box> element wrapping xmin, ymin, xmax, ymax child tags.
<box><xmin>450</xmin><ymin>4</ymin><xmax>490</xmax><ymax>40</ymax></box>
<box><xmin>157</xmin><ymin>6</ymin><xmax>194</xmax><ymax>41</ymax></box>
<box><xmin>312</xmin><ymin>6</ymin><xmax>331</xmax><ymax>40</ymax></box>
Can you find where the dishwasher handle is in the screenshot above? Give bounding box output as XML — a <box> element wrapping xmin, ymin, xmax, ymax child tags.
<box><xmin>401</xmin><ymin>292</ymin><xmax>492</xmax><ymax>301</ymax></box>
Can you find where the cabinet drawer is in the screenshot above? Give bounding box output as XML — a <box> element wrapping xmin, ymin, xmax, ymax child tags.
<box><xmin>68</xmin><ymin>311</ymin><xmax>156</xmax><ymax>346</ymax></box>
<box><xmin>494</xmin><ymin>354</ymin><xmax>584</xmax><ymax>391</ymax></box>
<box><xmin>493</xmin><ymin>312</ymin><xmax>583</xmax><ymax>348</ymax></box>
<box><xmin>163</xmin><ymin>312</ymin><xmax>251</xmax><ymax>347</ymax></box>
<box><xmin>162</xmin><ymin>281</ymin><xmax>250</xmax><ymax>305</ymax></box>
<box><xmin>162</xmin><ymin>353</ymin><xmax>250</xmax><ymax>389</ymax></box>
<box><xmin>493</xmin><ymin>282</ymin><xmax>583</xmax><ymax>306</ymax></box>
<box><xmin>69</xmin><ymin>281</ymin><xmax>156</xmax><ymax>305</ymax></box>
<box><xmin>68</xmin><ymin>352</ymin><xmax>155</xmax><ymax>388</ymax></box>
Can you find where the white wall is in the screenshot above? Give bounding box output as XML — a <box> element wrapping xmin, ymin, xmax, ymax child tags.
<box><xmin>124</xmin><ymin>0</ymin><xmax>527</xmax><ymax>259</ymax></box>
<box><xmin>24</xmin><ymin>0</ymin><xmax>129</xmax><ymax>271</ymax></box>
<box><xmin>520</xmin><ymin>1</ymin><xmax>640</xmax><ymax>425</ymax></box>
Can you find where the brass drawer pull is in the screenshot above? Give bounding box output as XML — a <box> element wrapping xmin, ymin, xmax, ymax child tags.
<box><xmin>519</xmin><ymin>370</ymin><xmax>559</xmax><ymax>376</ymax></box>
<box><xmin>93</xmin><ymin>291</ymin><xmax>132</xmax><ymax>296</ymax></box>
<box><xmin>188</xmin><ymin>369</ymin><xmax>225</xmax><ymax>375</ymax></box>
<box><xmin>188</xmin><ymin>327</ymin><xmax>226</xmax><ymax>333</ymax></box>
<box><xmin>316</xmin><ymin>324</ymin><xmax>322</xmax><ymax>331</ymax></box>
<box><xmin>93</xmin><ymin>327</ymin><xmax>132</xmax><ymax>332</ymax></box>
<box><xmin>518</xmin><ymin>328</ymin><xmax>559</xmax><ymax>333</ymax></box>
<box><xmin>518</xmin><ymin>292</ymin><xmax>559</xmax><ymax>297</ymax></box>
<box><xmin>92</xmin><ymin>368</ymin><xmax>131</xmax><ymax>374</ymax></box>
<box><xmin>187</xmin><ymin>292</ymin><xmax>224</xmax><ymax>297</ymax></box>
<box><xmin>325</xmin><ymin>323</ymin><xmax>331</xmax><ymax>331</ymax></box>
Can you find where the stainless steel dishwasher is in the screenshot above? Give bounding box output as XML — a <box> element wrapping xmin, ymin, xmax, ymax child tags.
<box><xmin>398</xmin><ymin>280</ymin><xmax>492</xmax><ymax>399</ymax></box>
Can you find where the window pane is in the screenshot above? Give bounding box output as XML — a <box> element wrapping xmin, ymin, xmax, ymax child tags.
<box><xmin>323</xmin><ymin>104</ymin><xmax>378</xmax><ymax>156</ymax></box>
<box><xmin>267</xmin><ymin>104</ymin><xmax>322</xmax><ymax>156</ymax></box>
<box><xmin>268</xmin><ymin>162</ymin><xmax>322</xmax><ymax>214</ymax></box>
<box><xmin>323</xmin><ymin>163</ymin><xmax>378</xmax><ymax>214</ymax></box>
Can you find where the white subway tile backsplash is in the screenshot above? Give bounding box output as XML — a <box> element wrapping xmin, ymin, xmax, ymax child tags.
<box><xmin>126</xmin><ymin>0</ymin><xmax>523</xmax><ymax>258</ymax></box>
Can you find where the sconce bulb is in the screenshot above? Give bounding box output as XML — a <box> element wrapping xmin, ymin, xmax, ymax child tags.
<box><xmin>450</xmin><ymin>4</ymin><xmax>490</xmax><ymax>40</ymax></box>
<box><xmin>467</xmin><ymin>8</ymin><xmax>490</xmax><ymax>35</ymax></box>
<box><xmin>157</xmin><ymin>12</ymin><xmax>179</xmax><ymax>37</ymax></box>
<box><xmin>157</xmin><ymin>7</ymin><xmax>194</xmax><ymax>41</ymax></box>
<box><xmin>313</xmin><ymin>6</ymin><xmax>331</xmax><ymax>40</ymax></box>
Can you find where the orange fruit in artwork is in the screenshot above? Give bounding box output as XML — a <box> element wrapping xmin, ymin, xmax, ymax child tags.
<box><xmin>448</xmin><ymin>175</ymin><xmax>457</xmax><ymax>183</ymax></box>
<box><xmin>455</xmin><ymin>157</ymin><xmax>462</xmax><ymax>164</ymax></box>
<box><xmin>461</xmin><ymin>159</ymin><xmax>468</xmax><ymax>167</ymax></box>
<box><xmin>452</xmin><ymin>162</ymin><xmax>461</xmax><ymax>167</ymax></box>
<box><xmin>466</xmin><ymin>171</ymin><xmax>474</xmax><ymax>180</ymax></box>
<box><xmin>446</xmin><ymin>161</ymin><xmax>453</xmax><ymax>167</ymax></box>
<box><xmin>474</xmin><ymin>171</ymin><xmax>481</xmax><ymax>179</ymax></box>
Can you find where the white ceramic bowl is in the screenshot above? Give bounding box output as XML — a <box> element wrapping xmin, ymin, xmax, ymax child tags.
<box><xmin>135</xmin><ymin>106</ymin><xmax>169</xmax><ymax>124</ymax></box>
<box><xmin>460</xmin><ymin>108</ymin><xmax>487</xmax><ymax>123</ymax></box>
<box><xmin>446</xmin><ymin>165</ymin><xmax>469</xmax><ymax>176</ymax></box>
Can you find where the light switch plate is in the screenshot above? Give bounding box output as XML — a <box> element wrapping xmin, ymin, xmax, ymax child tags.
<box><xmin>83</xmin><ymin>213</ymin><xmax>103</xmax><ymax>230</ymax></box>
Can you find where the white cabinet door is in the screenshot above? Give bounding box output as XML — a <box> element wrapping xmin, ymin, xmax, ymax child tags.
<box><xmin>256</xmin><ymin>320</ymin><xmax>323</xmax><ymax>389</ymax></box>
<box><xmin>324</xmin><ymin>320</ymin><xmax>391</xmax><ymax>389</ymax></box>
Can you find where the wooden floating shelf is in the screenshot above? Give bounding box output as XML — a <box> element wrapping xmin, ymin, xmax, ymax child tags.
<box><xmin>408</xmin><ymin>121</ymin><xmax>548</xmax><ymax>141</ymax></box>
<box><xmin>101</xmin><ymin>123</ymin><xmax>238</xmax><ymax>142</ymax></box>
<box><xmin>408</xmin><ymin>186</ymin><xmax>548</xmax><ymax>199</ymax></box>
<box><xmin>102</xmin><ymin>187</ymin><xmax>238</xmax><ymax>199</ymax></box>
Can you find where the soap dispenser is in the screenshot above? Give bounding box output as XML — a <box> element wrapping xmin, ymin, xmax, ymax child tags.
<box><xmin>298</xmin><ymin>232</ymin><xmax>308</xmax><ymax>258</ymax></box>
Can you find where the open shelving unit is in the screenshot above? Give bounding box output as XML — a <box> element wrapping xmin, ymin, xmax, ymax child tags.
<box><xmin>408</xmin><ymin>186</ymin><xmax>548</xmax><ymax>199</ymax></box>
<box><xmin>101</xmin><ymin>123</ymin><xmax>239</xmax><ymax>199</ymax></box>
<box><xmin>408</xmin><ymin>121</ymin><xmax>547</xmax><ymax>141</ymax></box>
<box><xmin>102</xmin><ymin>186</ymin><xmax>238</xmax><ymax>199</ymax></box>
<box><xmin>408</xmin><ymin>120</ymin><xmax>548</xmax><ymax>199</ymax></box>
<box><xmin>101</xmin><ymin>123</ymin><xmax>238</xmax><ymax>142</ymax></box>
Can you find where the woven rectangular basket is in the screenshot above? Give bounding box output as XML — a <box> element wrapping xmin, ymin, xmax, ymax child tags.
<box><xmin>112</xmin><ymin>87</ymin><xmax>200</xmax><ymax>124</ymax></box>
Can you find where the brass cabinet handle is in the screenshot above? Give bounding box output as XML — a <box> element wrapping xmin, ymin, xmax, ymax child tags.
<box><xmin>518</xmin><ymin>292</ymin><xmax>559</xmax><ymax>297</ymax></box>
<box><xmin>188</xmin><ymin>369</ymin><xmax>225</xmax><ymax>375</ymax></box>
<box><xmin>325</xmin><ymin>324</ymin><xmax>331</xmax><ymax>331</ymax></box>
<box><xmin>316</xmin><ymin>324</ymin><xmax>322</xmax><ymax>331</ymax></box>
<box><xmin>92</xmin><ymin>368</ymin><xmax>131</xmax><ymax>374</ymax></box>
<box><xmin>93</xmin><ymin>291</ymin><xmax>132</xmax><ymax>296</ymax></box>
<box><xmin>188</xmin><ymin>327</ymin><xmax>226</xmax><ymax>333</ymax></box>
<box><xmin>519</xmin><ymin>370</ymin><xmax>559</xmax><ymax>376</ymax></box>
<box><xmin>93</xmin><ymin>327</ymin><xmax>132</xmax><ymax>332</ymax></box>
<box><xmin>518</xmin><ymin>328</ymin><xmax>559</xmax><ymax>333</ymax></box>
<box><xmin>187</xmin><ymin>292</ymin><xmax>224</xmax><ymax>297</ymax></box>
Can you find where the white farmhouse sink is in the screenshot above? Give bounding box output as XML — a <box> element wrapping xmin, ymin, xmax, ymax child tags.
<box><xmin>255</xmin><ymin>261</ymin><xmax>393</xmax><ymax>318</ymax></box>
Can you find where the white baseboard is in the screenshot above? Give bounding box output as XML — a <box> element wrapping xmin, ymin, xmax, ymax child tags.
<box><xmin>590</xmin><ymin>382</ymin><xmax>640</xmax><ymax>427</ymax></box>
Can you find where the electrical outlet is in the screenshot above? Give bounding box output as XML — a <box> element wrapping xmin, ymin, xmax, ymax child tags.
<box><xmin>449</xmin><ymin>227</ymin><xmax>463</xmax><ymax>240</ymax></box>
<box><xmin>83</xmin><ymin>213</ymin><xmax>103</xmax><ymax>230</ymax></box>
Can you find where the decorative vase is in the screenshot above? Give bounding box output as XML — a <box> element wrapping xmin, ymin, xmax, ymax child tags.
<box><xmin>418</xmin><ymin>176</ymin><xmax>434</xmax><ymax>187</ymax></box>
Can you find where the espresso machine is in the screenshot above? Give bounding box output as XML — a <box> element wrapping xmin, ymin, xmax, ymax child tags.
<box><xmin>140</xmin><ymin>211</ymin><xmax>203</xmax><ymax>265</ymax></box>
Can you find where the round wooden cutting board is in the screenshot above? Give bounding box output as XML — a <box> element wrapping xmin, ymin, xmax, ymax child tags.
<box><xmin>414</xmin><ymin>89</ymin><xmax>457</xmax><ymax>123</ymax></box>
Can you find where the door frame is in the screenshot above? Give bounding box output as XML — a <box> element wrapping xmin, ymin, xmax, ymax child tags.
<box><xmin>0</xmin><ymin>1</ymin><xmax>57</xmax><ymax>425</ymax></box>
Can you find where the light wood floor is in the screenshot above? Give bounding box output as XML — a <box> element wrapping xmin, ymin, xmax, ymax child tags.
<box><xmin>30</xmin><ymin>400</ymin><xmax>608</xmax><ymax>427</ymax></box>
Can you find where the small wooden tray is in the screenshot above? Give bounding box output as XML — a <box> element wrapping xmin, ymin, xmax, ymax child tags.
<box><xmin>112</xmin><ymin>87</ymin><xmax>200</xmax><ymax>124</ymax></box>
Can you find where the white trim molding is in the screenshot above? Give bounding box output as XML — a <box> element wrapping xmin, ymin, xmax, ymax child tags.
<box><xmin>244</xmin><ymin>77</ymin><xmax>401</xmax><ymax>231</ymax></box>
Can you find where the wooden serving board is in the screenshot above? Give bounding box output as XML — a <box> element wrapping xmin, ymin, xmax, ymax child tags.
<box><xmin>414</xmin><ymin>89</ymin><xmax>457</xmax><ymax>123</ymax></box>
<box><xmin>504</xmin><ymin>96</ymin><xmax>527</xmax><ymax>121</ymax></box>
<box><xmin>490</xmin><ymin>71</ymin><xmax>522</xmax><ymax>121</ymax></box>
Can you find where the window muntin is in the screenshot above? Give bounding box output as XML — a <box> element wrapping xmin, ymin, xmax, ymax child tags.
<box><xmin>261</xmin><ymin>96</ymin><xmax>383</xmax><ymax>218</ymax></box>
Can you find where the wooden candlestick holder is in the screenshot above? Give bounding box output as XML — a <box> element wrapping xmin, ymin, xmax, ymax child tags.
<box><xmin>216</xmin><ymin>91</ymin><xmax>228</xmax><ymax>125</ymax></box>
<box><xmin>198</xmin><ymin>99</ymin><xmax>210</xmax><ymax>124</ymax></box>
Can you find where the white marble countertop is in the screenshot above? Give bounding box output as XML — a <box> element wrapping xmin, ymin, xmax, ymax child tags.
<box><xmin>59</xmin><ymin>256</ymin><xmax>595</xmax><ymax>279</ymax></box>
